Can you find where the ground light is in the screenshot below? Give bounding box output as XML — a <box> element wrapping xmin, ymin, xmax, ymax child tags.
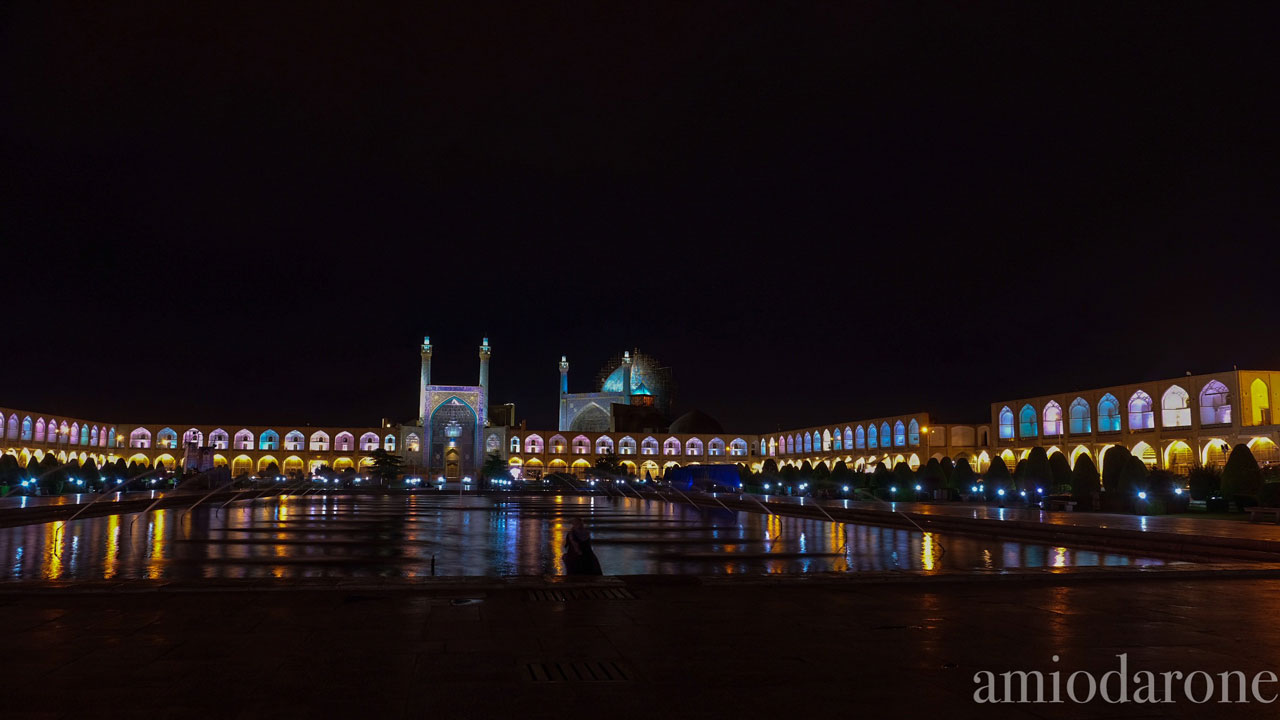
<box><xmin>1138</xmin><ymin>491</ymin><xmax>1147</xmax><ymax>500</ymax></box>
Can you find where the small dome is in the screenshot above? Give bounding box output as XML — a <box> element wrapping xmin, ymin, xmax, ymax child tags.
<box><xmin>669</xmin><ymin>409</ymin><xmax>723</xmax><ymax>435</ymax></box>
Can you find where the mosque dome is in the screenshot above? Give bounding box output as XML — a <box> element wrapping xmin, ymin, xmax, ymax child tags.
<box><xmin>601</xmin><ymin>356</ymin><xmax>657</xmax><ymax>394</ymax></box>
<box><xmin>668</xmin><ymin>409</ymin><xmax>723</xmax><ymax>435</ymax></box>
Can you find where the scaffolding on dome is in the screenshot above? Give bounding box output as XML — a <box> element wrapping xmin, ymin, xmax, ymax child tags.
<box><xmin>595</xmin><ymin>349</ymin><xmax>676</xmax><ymax>417</ymax></box>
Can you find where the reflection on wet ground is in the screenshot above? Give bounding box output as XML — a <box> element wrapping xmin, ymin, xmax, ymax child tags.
<box><xmin>0</xmin><ymin>494</ymin><xmax>1172</xmax><ymax>580</ymax></box>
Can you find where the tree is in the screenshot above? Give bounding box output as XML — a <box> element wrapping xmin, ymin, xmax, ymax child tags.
<box><xmin>892</xmin><ymin>461</ymin><xmax>915</xmax><ymax>490</ymax></box>
<box><xmin>1187</xmin><ymin>466</ymin><xmax>1221</xmax><ymax>501</ymax></box>
<box><xmin>938</xmin><ymin>456</ymin><xmax>954</xmax><ymax>484</ymax></box>
<box><xmin>829</xmin><ymin>460</ymin><xmax>854</xmax><ymax>491</ymax></box>
<box><xmin>870</xmin><ymin>461</ymin><xmax>892</xmax><ymax>491</ymax></box>
<box><xmin>366</xmin><ymin>449</ymin><xmax>404</xmax><ymax>488</ymax></box>
<box><xmin>1117</xmin><ymin>456</ymin><xmax>1148</xmax><ymax>495</ymax></box>
<box><xmin>811</xmin><ymin>461</ymin><xmax>831</xmax><ymax>489</ymax></box>
<box><xmin>1101</xmin><ymin>446</ymin><xmax>1132</xmax><ymax>492</ymax></box>
<box><xmin>481</xmin><ymin>451</ymin><xmax>510</xmax><ymax>484</ymax></box>
<box><xmin>1048</xmin><ymin>452</ymin><xmax>1072</xmax><ymax>491</ymax></box>
<box><xmin>81</xmin><ymin>459</ymin><xmax>101</xmax><ymax>489</ymax></box>
<box><xmin>984</xmin><ymin>456</ymin><xmax>1012</xmax><ymax>491</ymax></box>
<box><xmin>261</xmin><ymin>461</ymin><xmax>280</xmax><ymax>478</ymax></box>
<box><xmin>1071</xmin><ymin>454</ymin><xmax>1100</xmax><ymax>506</ymax></box>
<box><xmin>593</xmin><ymin>451</ymin><xmax>623</xmax><ymax>477</ymax></box>
<box><xmin>1221</xmin><ymin>443</ymin><xmax>1263</xmax><ymax>505</ymax></box>
<box><xmin>0</xmin><ymin>454</ymin><xmax>20</xmax><ymax>487</ymax></box>
<box><xmin>919</xmin><ymin>458</ymin><xmax>945</xmax><ymax>491</ymax></box>
<box><xmin>952</xmin><ymin>457</ymin><xmax>975</xmax><ymax>491</ymax></box>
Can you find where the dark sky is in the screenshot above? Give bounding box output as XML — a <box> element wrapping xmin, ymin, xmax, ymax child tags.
<box><xmin>1</xmin><ymin>3</ymin><xmax>1275</xmax><ymax>432</ymax></box>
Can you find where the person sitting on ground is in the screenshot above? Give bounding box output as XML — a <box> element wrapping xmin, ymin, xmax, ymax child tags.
<box><xmin>563</xmin><ymin>517</ymin><xmax>602</xmax><ymax>575</ymax></box>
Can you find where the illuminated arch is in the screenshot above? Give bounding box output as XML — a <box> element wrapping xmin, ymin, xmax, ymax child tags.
<box><xmin>259</xmin><ymin>429</ymin><xmax>280</xmax><ymax>450</ymax></box>
<box><xmin>359</xmin><ymin>457</ymin><xmax>375</xmax><ymax>468</ymax></box>
<box><xmin>549</xmin><ymin>435</ymin><xmax>567</xmax><ymax>454</ymax></box>
<box><xmin>821</xmin><ymin>429</ymin><xmax>832</xmax><ymax>451</ymax></box>
<box><xmin>1199</xmin><ymin>380</ymin><xmax>1232</xmax><ymax>425</ymax></box>
<box><xmin>384</xmin><ymin>434</ymin><xmax>397</xmax><ymax>451</ymax></box>
<box><xmin>1248</xmin><ymin>437</ymin><xmax>1280</xmax><ymax>465</ymax></box>
<box><xmin>571</xmin><ymin>435</ymin><xmax>590</xmax><ymax>454</ymax></box>
<box><xmin>359</xmin><ymin>432</ymin><xmax>380</xmax><ymax>450</ymax></box>
<box><xmin>570</xmin><ymin>459</ymin><xmax>591</xmax><ymax>476</ymax></box>
<box><xmin>524</xmin><ymin>434</ymin><xmax>543</xmax><ymax>453</ymax></box>
<box><xmin>637</xmin><ymin>436</ymin><xmax>654</xmax><ymax>455</ymax></box>
<box><xmin>34</xmin><ymin>417</ymin><xmax>46</xmax><ymax>443</ymax></box>
<box><xmin>855</xmin><ymin>425</ymin><xmax>866</xmax><ymax>449</ymax></box>
<box><xmin>1131</xmin><ymin>441</ymin><xmax>1157</xmax><ymax>467</ymax></box>
<box><xmin>664</xmin><ymin>437</ymin><xmax>682</xmax><ymax>455</ymax></box>
<box><xmin>663</xmin><ymin>461</ymin><xmax>681</xmax><ymax>471</ymax></box>
<box><xmin>1070</xmin><ymin>445</ymin><xmax>1091</xmax><ymax>468</ymax></box>
<box><xmin>128</xmin><ymin>453</ymin><xmax>152</xmax><ymax>467</ymax></box>
<box><xmin>284</xmin><ymin>431</ymin><xmax>305</xmax><ymax>451</ymax></box>
<box><xmin>548</xmin><ymin>459</ymin><xmax>569</xmax><ymax>473</ymax></box>
<box><xmin>405</xmin><ymin>433</ymin><xmax>420</xmax><ymax>452</ymax></box>
<box><xmin>309</xmin><ymin>431</ymin><xmax>330</xmax><ymax>451</ymax></box>
<box><xmin>621</xmin><ymin>460</ymin><xmax>637</xmax><ymax>476</ymax></box>
<box><xmin>231</xmin><ymin>429</ymin><xmax>253</xmax><ymax>450</ymax></box>
<box><xmin>907</xmin><ymin>419</ymin><xmax>920</xmax><ymax>446</ymax></box>
<box><xmin>282</xmin><ymin>456</ymin><xmax>304</xmax><ymax>475</ymax></box>
<box><xmin>685</xmin><ymin>438</ymin><xmax>704</xmax><ymax>456</ymax></box>
<box><xmin>4</xmin><ymin>414</ymin><xmax>16</xmax><ymax>440</ymax></box>
<box><xmin>867</xmin><ymin>424</ymin><xmax>878</xmax><ymax>449</ymax></box>
<box><xmin>1164</xmin><ymin>441</ymin><xmax>1193</xmax><ymax>475</ymax></box>
<box><xmin>210</xmin><ymin>428</ymin><xmax>229</xmax><ymax>449</ymax></box>
<box><xmin>155</xmin><ymin>427</ymin><xmax>176</xmax><ymax>448</ymax></box>
<box><xmin>1018</xmin><ymin>404</ymin><xmax>1038</xmax><ymax>438</ymax></box>
<box><xmin>708</xmin><ymin>438</ymin><xmax>726</xmax><ymax>456</ymax></box>
<box><xmin>257</xmin><ymin>455</ymin><xmax>280</xmax><ymax>473</ymax></box>
<box><xmin>334</xmin><ymin>432</ymin><xmax>354</xmax><ymax>451</ymax></box>
<box><xmin>641</xmin><ymin>460</ymin><xmax>659</xmax><ymax>479</ymax></box>
<box><xmin>1043</xmin><ymin>401</ymin><xmax>1063</xmax><ymax>436</ymax></box>
<box><xmin>880</xmin><ymin>423</ymin><xmax>892</xmax><ymax>449</ymax></box>
<box><xmin>525</xmin><ymin>458</ymin><xmax>544</xmax><ymax>473</ymax></box>
<box><xmin>595</xmin><ymin>435</ymin><xmax>614</xmax><ymax>454</ymax></box>
<box><xmin>1250</xmin><ymin>378</ymin><xmax>1271</xmax><ymax>425</ymax></box>
<box><xmin>70</xmin><ymin>422</ymin><xmax>80</xmax><ymax>445</ymax></box>
<box><xmin>1068</xmin><ymin>398</ymin><xmax>1091</xmax><ymax>434</ymax></box>
<box><xmin>893</xmin><ymin>421</ymin><xmax>906</xmax><ymax>447</ymax></box>
<box><xmin>907</xmin><ymin>454</ymin><xmax>920</xmax><ymax>470</ymax></box>
<box><xmin>1097</xmin><ymin>394</ymin><xmax>1121</xmax><ymax>432</ymax></box>
<box><xmin>999</xmin><ymin>449</ymin><xmax>1016</xmax><ymax>468</ymax></box>
<box><xmin>843</xmin><ymin>426</ymin><xmax>853</xmax><ymax>450</ymax></box>
<box><xmin>998</xmin><ymin>407</ymin><xmax>1015</xmax><ymax>439</ymax></box>
<box><xmin>728</xmin><ymin>438</ymin><xmax>747</xmax><ymax>456</ymax></box>
<box><xmin>230</xmin><ymin>455</ymin><xmax>252</xmax><ymax>476</ymax></box>
<box><xmin>212</xmin><ymin>454</ymin><xmax>228</xmax><ymax>468</ymax></box>
<box><xmin>332</xmin><ymin>457</ymin><xmax>354</xmax><ymax>471</ymax></box>
<box><xmin>20</xmin><ymin>416</ymin><xmax>32</xmax><ymax>441</ymax></box>
<box><xmin>129</xmin><ymin>427</ymin><xmax>152</xmax><ymax>448</ymax></box>
<box><xmin>803</xmin><ymin>433</ymin><xmax>812</xmax><ymax>453</ymax></box>
<box><xmin>1161</xmin><ymin>386</ymin><xmax>1191</xmax><ymax>428</ymax></box>
<box><xmin>183</xmin><ymin>428</ymin><xmax>204</xmax><ymax>447</ymax></box>
<box><xmin>1128</xmin><ymin>391</ymin><xmax>1154</xmax><ymax>430</ymax></box>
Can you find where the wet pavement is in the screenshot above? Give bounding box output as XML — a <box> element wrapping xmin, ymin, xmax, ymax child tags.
<box><xmin>2</xmin><ymin>575</ymin><xmax>1278</xmax><ymax>718</ymax></box>
<box><xmin>0</xmin><ymin>495</ymin><xmax>1174</xmax><ymax>580</ymax></box>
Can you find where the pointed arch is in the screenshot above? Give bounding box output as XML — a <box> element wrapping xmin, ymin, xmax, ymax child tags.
<box><xmin>5</xmin><ymin>414</ymin><xmax>16</xmax><ymax>440</ymax></box>
<box><xmin>257</xmin><ymin>455</ymin><xmax>280</xmax><ymax>473</ymax></box>
<box><xmin>893</xmin><ymin>420</ymin><xmax>906</xmax><ymax>447</ymax></box>
<box><xmin>595</xmin><ymin>435</ymin><xmax>615</xmax><ymax>454</ymax></box>
<box><xmin>1070</xmin><ymin>445</ymin><xmax>1092</xmax><ymax>469</ymax></box>
<box><xmin>867</xmin><ymin>424</ymin><xmax>877</xmax><ymax>449</ymax></box>
<box><xmin>524</xmin><ymin>434</ymin><xmax>544</xmax><ymax>453</ymax></box>
<box><xmin>20</xmin><ymin>416</ymin><xmax>32</xmax><ymax>441</ymax></box>
<box><xmin>284</xmin><ymin>430</ymin><xmax>305</xmax><ymax>450</ymax></box>
<box><xmin>258</xmin><ymin>429</ymin><xmax>280</xmax><ymax>450</ymax></box>
<box><xmin>821</xmin><ymin>429</ymin><xmax>832</xmax><ymax>451</ymax></box>
<box><xmin>1042</xmin><ymin>401</ymin><xmax>1063</xmax><ymax>436</ymax></box>
<box><xmin>1131</xmin><ymin>441</ymin><xmax>1157</xmax><ymax>467</ymax></box>
<box><xmin>1097</xmin><ymin>394</ymin><xmax>1121</xmax><ymax>432</ymax></box>
<box><xmin>1068</xmin><ymin>397</ymin><xmax>1091</xmax><ymax>434</ymax></box>
<box><xmin>1018</xmin><ymin>404</ymin><xmax>1038</xmax><ymax>438</ymax></box>
<box><xmin>1128</xmin><ymin>390</ymin><xmax>1154</xmax><ymax>430</ymax></box>
<box><xmin>70</xmin><ymin>422</ymin><xmax>80</xmax><ymax>445</ymax></box>
<box><xmin>998</xmin><ymin>406</ymin><xmax>1015</xmax><ymax>439</ymax></box>
<box><xmin>1164</xmin><ymin>441</ymin><xmax>1194</xmax><ymax>475</ymax></box>
<box><xmin>549</xmin><ymin>434</ymin><xmax>567</xmax><ymax>453</ymax></box>
<box><xmin>880</xmin><ymin>423</ymin><xmax>891</xmax><ymax>449</ymax></box>
<box><xmin>637</xmin><ymin>436</ymin><xmax>655</xmax><ymax>455</ymax></box>
<box><xmin>359</xmin><ymin>432</ymin><xmax>380</xmax><ymax>450</ymax></box>
<box><xmin>855</xmin><ymin>425</ymin><xmax>866</xmax><ymax>449</ymax></box>
<box><xmin>1248</xmin><ymin>437</ymin><xmax>1279</xmax><ymax>464</ymax></box>
<box><xmin>231</xmin><ymin>455</ymin><xmax>253</xmax><ymax>477</ymax></box>
<box><xmin>308</xmin><ymin>430</ymin><xmax>330</xmax><ymax>451</ymax></box>
<box><xmin>843</xmin><ymin>426</ymin><xmax>853</xmax><ymax>451</ymax></box>
<box><xmin>233</xmin><ymin>429</ymin><xmax>254</xmax><ymax>450</ymax></box>
<box><xmin>183</xmin><ymin>428</ymin><xmax>204</xmax><ymax>447</ymax></box>
<box><xmin>1199</xmin><ymin>380</ymin><xmax>1232</xmax><ymax>425</ymax></box>
<box><xmin>334</xmin><ymin>431</ymin><xmax>354</xmax><ymax>451</ymax></box>
<box><xmin>907</xmin><ymin>419</ymin><xmax>920</xmax><ymax>446</ymax></box>
<box><xmin>1161</xmin><ymin>385</ymin><xmax>1191</xmax><ymax>428</ymax></box>
<box><xmin>803</xmin><ymin>433</ymin><xmax>812</xmax><ymax>453</ymax></box>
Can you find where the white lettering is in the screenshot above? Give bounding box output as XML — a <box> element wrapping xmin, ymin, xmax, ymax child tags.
<box><xmin>1185</xmin><ymin>671</ymin><xmax>1213</xmax><ymax>704</ymax></box>
<box><xmin>1100</xmin><ymin>653</ymin><xmax>1129</xmax><ymax>703</ymax></box>
<box><xmin>973</xmin><ymin>671</ymin><xmax>998</xmax><ymax>703</ymax></box>
<box><xmin>1067</xmin><ymin>670</ymin><xmax>1097</xmax><ymax>703</ymax></box>
<box><xmin>1252</xmin><ymin>671</ymin><xmax>1277</xmax><ymax>703</ymax></box>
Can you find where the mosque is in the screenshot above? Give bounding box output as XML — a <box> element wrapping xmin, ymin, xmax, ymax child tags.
<box><xmin>1</xmin><ymin>337</ymin><xmax>1278</xmax><ymax>485</ymax></box>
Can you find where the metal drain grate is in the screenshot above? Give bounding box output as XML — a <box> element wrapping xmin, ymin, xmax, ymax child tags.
<box><xmin>526</xmin><ymin>660</ymin><xmax>634</xmax><ymax>682</ymax></box>
<box><xmin>526</xmin><ymin>588</ymin><xmax>635</xmax><ymax>602</ymax></box>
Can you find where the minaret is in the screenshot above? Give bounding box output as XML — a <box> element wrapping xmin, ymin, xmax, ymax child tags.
<box><xmin>478</xmin><ymin>337</ymin><xmax>492</xmax><ymax>400</ymax></box>
<box><xmin>419</xmin><ymin>336</ymin><xmax>432</xmax><ymax>424</ymax></box>
<box><xmin>621</xmin><ymin>350</ymin><xmax>633</xmax><ymax>399</ymax></box>
<box><xmin>557</xmin><ymin>355</ymin><xmax>570</xmax><ymax>430</ymax></box>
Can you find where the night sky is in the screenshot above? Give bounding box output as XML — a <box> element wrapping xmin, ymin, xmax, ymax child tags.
<box><xmin>1</xmin><ymin>4</ymin><xmax>1275</xmax><ymax>432</ymax></box>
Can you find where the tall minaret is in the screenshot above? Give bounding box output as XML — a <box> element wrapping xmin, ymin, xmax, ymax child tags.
<box><xmin>478</xmin><ymin>337</ymin><xmax>491</xmax><ymax>399</ymax></box>
<box><xmin>419</xmin><ymin>336</ymin><xmax>432</xmax><ymax>423</ymax></box>
<box><xmin>621</xmin><ymin>350</ymin><xmax>633</xmax><ymax>399</ymax></box>
<box><xmin>559</xmin><ymin>355</ymin><xmax>569</xmax><ymax>394</ymax></box>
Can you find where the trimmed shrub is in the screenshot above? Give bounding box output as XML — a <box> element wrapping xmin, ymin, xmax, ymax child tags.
<box><xmin>952</xmin><ymin>458</ymin><xmax>975</xmax><ymax>492</ymax></box>
<box><xmin>1071</xmin><ymin>454</ymin><xmax>1101</xmax><ymax>510</ymax></box>
<box><xmin>1101</xmin><ymin>446</ymin><xmax>1132</xmax><ymax>492</ymax></box>
<box><xmin>1048</xmin><ymin>452</ymin><xmax>1072</xmax><ymax>490</ymax></box>
<box><xmin>1021</xmin><ymin>447</ymin><xmax>1053</xmax><ymax>490</ymax></box>
<box><xmin>1221</xmin><ymin>444</ymin><xmax>1263</xmax><ymax>506</ymax></box>
<box><xmin>984</xmin><ymin>456</ymin><xmax>1012</xmax><ymax>491</ymax></box>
